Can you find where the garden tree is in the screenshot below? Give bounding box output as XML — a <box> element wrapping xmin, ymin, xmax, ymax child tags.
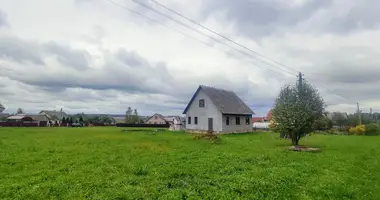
<box><xmin>271</xmin><ymin>76</ymin><xmax>325</xmax><ymax>145</ymax></box>
<box><xmin>16</xmin><ymin>108</ymin><xmax>24</xmax><ymax>115</ymax></box>
<box><xmin>0</xmin><ymin>102</ymin><xmax>5</xmax><ymax>113</ymax></box>
<box><xmin>313</xmin><ymin>116</ymin><xmax>332</xmax><ymax>131</ymax></box>
<box><xmin>79</xmin><ymin>116</ymin><xmax>84</xmax><ymax>123</ymax></box>
<box><xmin>133</xmin><ymin>109</ymin><xmax>139</xmax><ymax>124</ymax></box>
<box><xmin>332</xmin><ymin>112</ymin><xmax>348</xmax><ymax>128</ymax></box>
<box><xmin>125</xmin><ymin>107</ymin><xmax>133</xmax><ymax>123</ymax></box>
<box><xmin>62</xmin><ymin>117</ymin><xmax>66</xmax><ymax>123</ymax></box>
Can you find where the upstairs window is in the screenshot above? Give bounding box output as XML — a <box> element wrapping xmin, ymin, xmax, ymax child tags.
<box><xmin>246</xmin><ymin>117</ymin><xmax>250</xmax><ymax>125</ymax></box>
<box><xmin>188</xmin><ymin>117</ymin><xmax>191</xmax><ymax>124</ymax></box>
<box><xmin>236</xmin><ymin>117</ymin><xmax>240</xmax><ymax>125</ymax></box>
<box><xmin>194</xmin><ymin>117</ymin><xmax>198</xmax><ymax>125</ymax></box>
<box><xmin>199</xmin><ymin>99</ymin><xmax>205</xmax><ymax>107</ymax></box>
<box><xmin>226</xmin><ymin>117</ymin><xmax>229</xmax><ymax>126</ymax></box>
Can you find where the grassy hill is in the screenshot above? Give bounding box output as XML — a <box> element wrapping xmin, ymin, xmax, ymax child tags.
<box><xmin>1</xmin><ymin>127</ymin><xmax>380</xmax><ymax>199</ymax></box>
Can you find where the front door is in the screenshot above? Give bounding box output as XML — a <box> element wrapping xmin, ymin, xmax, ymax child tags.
<box><xmin>208</xmin><ymin>118</ymin><xmax>213</xmax><ymax>131</ymax></box>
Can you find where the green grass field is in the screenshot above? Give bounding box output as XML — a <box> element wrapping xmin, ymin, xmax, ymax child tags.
<box><xmin>1</xmin><ymin>127</ymin><xmax>380</xmax><ymax>200</ymax></box>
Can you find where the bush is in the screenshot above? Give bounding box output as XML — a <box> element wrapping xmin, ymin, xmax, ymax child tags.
<box><xmin>193</xmin><ymin>133</ymin><xmax>220</xmax><ymax>143</ymax></box>
<box><xmin>365</xmin><ymin>123</ymin><xmax>380</xmax><ymax>136</ymax></box>
<box><xmin>349</xmin><ymin>125</ymin><xmax>366</xmax><ymax>135</ymax></box>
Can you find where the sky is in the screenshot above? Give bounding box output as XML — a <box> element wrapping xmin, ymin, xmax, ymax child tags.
<box><xmin>1</xmin><ymin>0</ymin><xmax>380</xmax><ymax>116</ymax></box>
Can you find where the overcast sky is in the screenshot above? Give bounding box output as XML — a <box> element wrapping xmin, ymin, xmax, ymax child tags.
<box><xmin>1</xmin><ymin>0</ymin><xmax>380</xmax><ymax>116</ymax></box>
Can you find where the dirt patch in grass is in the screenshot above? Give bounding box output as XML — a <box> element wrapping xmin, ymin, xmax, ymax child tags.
<box><xmin>287</xmin><ymin>145</ymin><xmax>321</xmax><ymax>152</ymax></box>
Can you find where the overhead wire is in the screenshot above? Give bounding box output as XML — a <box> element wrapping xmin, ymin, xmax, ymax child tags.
<box><xmin>104</xmin><ymin>0</ymin><xmax>296</xmax><ymax>76</ymax></box>
<box><xmin>139</xmin><ymin>0</ymin><xmax>353</xmax><ymax>103</ymax></box>
<box><xmin>129</xmin><ymin>0</ymin><xmax>297</xmax><ymax>76</ymax></box>
<box><xmin>105</xmin><ymin>0</ymin><xmax>358</xmax><ymax>109</ymax></box>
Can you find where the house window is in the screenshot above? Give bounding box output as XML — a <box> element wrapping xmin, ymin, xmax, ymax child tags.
<box><xmin>199</xmin><ymin>99</ymin><xmax>205</xmax><ymax>107</ymax></box>
<box><xmin>154</xmin><ymin>116</ymin><xmax>157</xmax><ymax>119</ymax></box>
<box><xmin>194</xmin><ymin>117</ymin><xmax>198</xmax><ymax>125</ymax></box>
<box><xmin>226</xmin><ymin>117</ymin><xmax>229</xmax><ymax>126</ymax></box>
<box><xmin>188</xmin><ymin>117</ymin><xmax>191</xmax><ymax>124</ymax></box>
<box><xmin>236</xmin><ymin>117</ymin><xmax>240</xmax><ymax>125</ymax></box>
<box><xmin>246</xmin><ymin>117</ymin><xmax>250</xmax><ymax>125</ymax></box>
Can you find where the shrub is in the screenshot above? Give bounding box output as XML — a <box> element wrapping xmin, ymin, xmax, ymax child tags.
<box><xmin>193</xmin><ymin>133</ymin><xmax>220</xmax><ymax>143</ymax></box>
<box><xmin>365</xmin><ymin>123</ymin><xmax>380</xmax><ymax>136</ymax></box>
<box><xmin>356</xmin><ymin>125</ymin><xmax>366</xmax><ymax>135</ymax></box>
<box><xmin>349</xmin><ymin>127</ymin><xmax>358</xmax><ymax>135</ymax></box>
<box><xmin>349</xmin><ymin>125</ymin><xmax>366</xmax><ymax>135</ymax></box>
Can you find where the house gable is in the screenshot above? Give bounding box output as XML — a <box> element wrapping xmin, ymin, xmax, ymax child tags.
<box><xmin>146</xmin><ymin>113</ymin><xmax>167</xmax><ymax>124</ymax></box>
<box><xmin>183</xmin><ymin>85</ymin><xmax>254</xmax><ymax>115</ymax></box>
<box><xmin>183</xmin><ymin>88</ymin><xmax>223</xmax><ymax>132</ymax></box>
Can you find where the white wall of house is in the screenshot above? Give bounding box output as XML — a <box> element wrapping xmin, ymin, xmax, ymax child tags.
<box><xmin>222</xmin><ymin>114</ymin><xmax>252</xmax><ymax>133</ymax></box>
<box><xmin>185</xmin><ymin>90</ymin><xmax>223</xmax><ymax>132</ymax></box>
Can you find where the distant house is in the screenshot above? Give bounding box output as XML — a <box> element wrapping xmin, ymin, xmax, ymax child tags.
<box><xmin>7</xmin><ymin>115</ymin><xmax>34</xmax><ymax>122</ymax></box>
<box><xmin>252</xmin><ymin>117</ymin><xmax>265</xmax><ymax>123</ymax></box>
<box><xmin>39</xmin><ymin>109</ymin><xmax>68</xmax><ymax>126</ymax></box>
<box><xmin>29</xmin><ymin>114</ymin><xmax>50</xmax><ymax>126</ymax></box>
<box><xmin>182</xmin><ymin>85</ymin><xmax>254</xmax><ymax>134</ymax></box>
<box><xmin>145</xmin><ymin>114</ymin><xmax>183</xmax><ymax>130</ymax></box>
<box><xmin>164</xmin><ymin>116</ymin><xmax>183</xmax><ymax>131</ymax></box>
<box><xmin>146</xmin><ymin>113</ymin><xmax>167</xmax><ymax>124</ymax></box>
<box><xmin>39</xmin><ymin>110</ymin><xmax>68</xmax><ymax>120</ymax></box>
<box><xmin>252</xmin><ymin>110</ymin><xmax>273</xmax><ymax>123</ymax></box>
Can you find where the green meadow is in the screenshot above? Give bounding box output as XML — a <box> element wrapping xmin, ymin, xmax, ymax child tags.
<box><xmin>1</xmin><ymin>127</ymin><xmax>380</xmax><ymax>199</ymax></box>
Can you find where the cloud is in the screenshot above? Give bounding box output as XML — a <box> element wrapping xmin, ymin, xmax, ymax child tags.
<box><xmin>43</xmin><ymin>42</ymin><xmax>90</xmax><ymax>70</ymax></box>
<box><xmin>202</xmin><ymin>0</ymin><xmax>380</xmax><ymax>38</ymax></box>
<box><xmin>1</xmin><ymin>0</ymin><xmax>380</xmax><ymax>116</ymax></box>
<box><xmin>0</xmin><ymin>35</ymin><xmax>44</xmax><ymax>65</ymax></box>
<box><xmin>202</xmin><ymin>0</ymin><xmax>331</xmax><ymax>38</ymax></box>
<box><xmin>0</xmin><ymin>9</ymin><xmax>9</xmax><ymax>28</ymax></box>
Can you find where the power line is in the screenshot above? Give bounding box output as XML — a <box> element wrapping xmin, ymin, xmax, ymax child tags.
<box><xmin>104</xmin><ymin>0</ymin><xmax>295</xmax><ymax>76</ymax></box>
<box><xmin>105</xmin><ymin>0</ymin><xmax>354</xmax><ymax>107</ymax></box>
<box><xmin>140</xmin><ymin>0</ymin><xmax>354</xmax><ymax>102</ymax></box>
<box><xmin>147</xmin><ymin>0</ymin><xmax>301</xmax><ymax>74</ymax></box>
<box><xmin>129</xmin><ymin>0</ymin><xmax>297</xmax><ymax>76</ymax></box>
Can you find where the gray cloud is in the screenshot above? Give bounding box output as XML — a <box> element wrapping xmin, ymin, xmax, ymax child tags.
<box><xmin>43</xmin><ymin>42</ymin><xmax>90</xmax><ymax>70</ymax></box>
<box><xmin>202</xmin><ymin>0</ymin><xmax>330</xmax><ymax>37</ymax></box>
<box><xmin>321</xmin><ymin>0</ymin><xmax>380</xmax><ymax>34</ymax></box>
<box><xmin>202</xmin><ymin>0</ymin><xmax>380</xmax><ymax>38</ymax></box>
<box><xmin>0</xmin><ymin>35</ymin><xmax>44</xmax><ymax>65</ymax></box>
<box><xmin>0</xmin><ymin>35</ymin><xmax>275</xmax><ymax>115</ymax></box>
<box><xmin>0</xmin><ymin>9</ymin><xmax>9</xmax><ymax>28</ymax></box>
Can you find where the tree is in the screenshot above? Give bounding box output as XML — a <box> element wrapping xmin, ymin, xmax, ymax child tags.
<box><xmin>125</xmin><ymin>107</ymin><xmax>133</xmax><ymax>123</ymax></box>
<box><xmin>313</xmin><ymin>116</ymin><xmax>332</xmax><ymax>131</ymax></box>
<box><xmin>69</xmin><ymin>117</ymin><xmax>73</xmax><ymax>124</ymax></box>
<box><xmin>79</xmin><ymin>116</ymin><xmax>84</xmax><ymax>123</ymax></box>
<box><xmin>331</xmin><ymin>112</ymin><xmax>348</xmax><ymax>129</ymax></box>
<box><xmin>271</xmin><ymin>78</ymin><xmax>325</xmax><ymax>145</ymax></box>
<box><xmin>16</xmin><ymin>108</ymin><xmax>24</xmax><ymax>115</ymax></box>
<box><xmin>62</xmin><ymin>117</ymin><xmax>66</xmax><ymax>123</ymax></box>
<box><xmin>133</xmin><ymin>109</ymin><xmax>139</xmax><ymax>124</ymax></box>
<box><xmin>0</xmin><ymin>102</ymin><xmax>5</xmax><ymax>113</ymax></box>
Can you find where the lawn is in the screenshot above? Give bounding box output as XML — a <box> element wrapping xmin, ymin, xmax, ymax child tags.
<box><xmin>1</xmin><ymin>128</ymin><xmax>380</xmax><ymax>200</ymax></box>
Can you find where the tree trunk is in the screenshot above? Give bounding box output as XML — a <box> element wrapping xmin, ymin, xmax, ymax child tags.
<box><xmin>291</xmin><ymin>135</ymin><xmax>300</xmax><ymax>146</ymax></box>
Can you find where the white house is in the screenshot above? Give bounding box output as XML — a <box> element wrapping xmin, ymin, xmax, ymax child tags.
<box><xmin>182</xmin><ymin>85</ymin><xmax>254</xmax><ymax>134</ymax></box>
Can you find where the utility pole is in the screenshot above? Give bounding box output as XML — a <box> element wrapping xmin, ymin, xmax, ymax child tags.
<box><xmin>298</xmin><ymin>72</ymin><xmax>303</xmax><ymax>88</ymax></box>
<box><xmin>357</xmin><ymin>102</ymin><xmax>362</xmax><ymax>125</ymax></box>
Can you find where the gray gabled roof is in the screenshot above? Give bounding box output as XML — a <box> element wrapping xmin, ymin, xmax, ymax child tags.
<box><xmin>39</xmin><ymin>110</ymin><xmax>68</xmax><ymax>120</ymax></box>
<box><xmin>183</xmin><ymin>85</ymin><xmax>255</xmax><ymax>115</ymax></box>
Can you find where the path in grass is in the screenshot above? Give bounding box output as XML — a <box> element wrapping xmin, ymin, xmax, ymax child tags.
<box><xmin>1</xmin><ymin>127</ymin><xmax>380</xmax><ymax>199</ymax></box>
